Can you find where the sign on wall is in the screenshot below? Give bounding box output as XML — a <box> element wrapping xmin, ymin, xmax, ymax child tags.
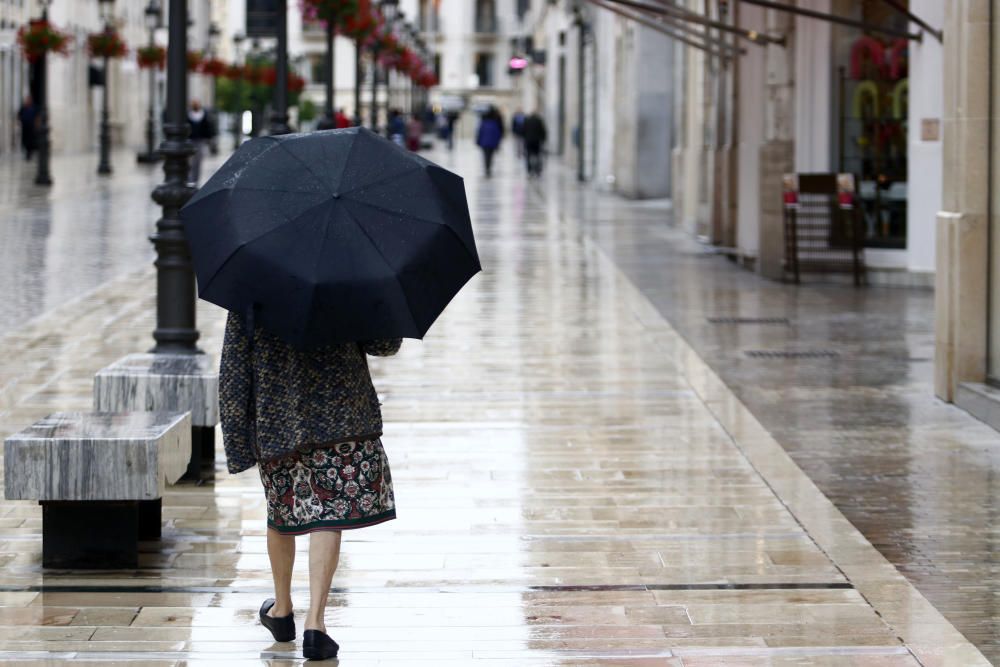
<box><xmin>247</xmin><ymin>0</ymin><xmax>278</xmax><ymax>37</ymax></box>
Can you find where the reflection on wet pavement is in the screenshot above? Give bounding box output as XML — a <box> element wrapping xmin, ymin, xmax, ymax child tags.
<box><xmin>0</xmin><ymin>145</ymin><xmax>989</xmax><ymax>664</ymax></box>
<box><xmin>574</xmin><ymin>176</ymin><xmax>1000</xmax><ymax>662</ymax></box>
<box><xmin>0</xmin><ymin>150</ymin><xmax>225</xmax><ymax>337</ymax></box>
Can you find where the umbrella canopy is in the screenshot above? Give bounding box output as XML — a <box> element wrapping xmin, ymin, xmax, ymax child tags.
<box><xmin>180</xmin><ymin>127</ymin><xmax>481</xmax><ymax>348</ymax></box>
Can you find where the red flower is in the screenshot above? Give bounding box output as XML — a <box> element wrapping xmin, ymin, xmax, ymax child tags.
<box><xmin>136</xmin><ymin>45</ymin><xmax>166</xmax><ymax>70</ymax></box>
<box><xmin>201</xmin><ymin>57</ymin><xmax>227</xmax><ymax>77</ymax></box>
<box><xmin>187</xmin><ymin>50</ymin><xmax>203</xmax><ymax>70</ymax></box>
<box><xmin>87</xmin><ymin>29</ymin><xmax>128</xmax><ymax>59</ymax></box>
<box><xmin>17</xmin><ymin>20</ymin><xmax>71</xmax><ymax>63</ymax></box>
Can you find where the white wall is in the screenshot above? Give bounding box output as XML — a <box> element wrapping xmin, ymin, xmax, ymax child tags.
<box><xmin>907</xmin><ymin>0</ymin><xmax>943</xmax><ymax>275</ymax></box>
<box><xmin>793</xmin><ymin>0</ymin><xmax>832</xmax><ymax>172</ymax></box>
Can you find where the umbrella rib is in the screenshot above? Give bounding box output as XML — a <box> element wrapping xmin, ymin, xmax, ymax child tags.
<box><xmin>342</xmin><ymin>198</ymin><xmax>449</xmax><ymax>227</ymax></box>
<box><xmin>301</xmin><ymin>200</ymin><xmax>337</xmax><ymax>342</ymax></box>
<box><xmin>198</xmin><ymin>197</ymin><xmax>337</xmax><ymax>297</ymax></box>
<box><xmin>275</xmin><ymin>141</ymin><xmax>336</xmax><ymax>197</ymax></box>
<box><xmin>339</xmin><ymin>204</ymin><xmax>420</xmax><ymax>335</ymax></box>
<box><xmin>338</xmin><ymin>164</ymin><xmax>425</xmax><ymax>198</ymax></box>
<box><xmin>343</xmin><ymin>198</ymin><xmax>479</xmax><ymax>259</ymax></box>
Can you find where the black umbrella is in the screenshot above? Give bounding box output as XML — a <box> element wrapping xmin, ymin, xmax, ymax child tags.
<box><xmin>180</xmin><ymin>127</ymin><xmax>481</xmax><ymax>348</ymax></box>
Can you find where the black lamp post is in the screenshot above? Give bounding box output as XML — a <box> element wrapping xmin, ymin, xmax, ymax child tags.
<box><xmin>206</xmin><ymin>21</ymin><xmax>220</xmax><ymax>154</ymax></box>
<box><xmin>149</xmin><ymin>0</ymin><xmax>198</xmax><ymax>353</ymax></box>
<box><xmin>319</xmin><ymin>10</ymin><xmax>336</xmax><ymax>128</ymax></box>
<box><xmin>353</xmin><ymin>38</ymin><xmax>362</xmax><ymax>126</ymax></box>
<box><xmin>137</xmin><ymin>0</ymin><xmax>163</xmax><ymax>163</ymax></box>
<box><xmin>34</xmin><ymin>0</ymin><xmax>53</xmax><ymax>186</ymax></box>
<box><xmin>269</xmin><ymin>0</ymin><xmax>290</xmax><ymax>135</ymax></box>
<box><xmin>96</xmin><ymin>0</ymin><xmax>115</xmax><ymax>175</ymax></box>
<box><xmin>232</xmin><ymin>31</ymin><xmax>244</xmax><ymax>149</ymax></box>
<box><xmin>371</xmin><ymin>0</ymin><xmax>398</xmax><ymax>131</ymax></box>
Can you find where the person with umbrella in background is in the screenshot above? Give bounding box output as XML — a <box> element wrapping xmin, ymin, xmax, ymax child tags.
<box><xmin>476</xmin><ymin>105</ymin><xmax>504</xmax><ymax>178</ymax></box>
<box><xmin>181</xmin><ymin>127</ymin><xmax>480</xmax><ymax>661</ymax></box>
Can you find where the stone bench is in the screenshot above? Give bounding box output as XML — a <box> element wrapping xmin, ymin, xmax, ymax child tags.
<box><xmin>94</xmin><ymin>353</ymin><xmax>218</xmax><ymax>481</ymax></box>
<box><xmin>4</xmin><ymin>411</ymin><xmax>191</xmax><ymax>569</ymax></box>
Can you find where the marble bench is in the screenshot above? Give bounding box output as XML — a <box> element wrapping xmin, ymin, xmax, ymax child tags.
<box><xmin>4</xmin><ymin>411</ymin><xmax>191</xmax><ymax>569</ymax></box>
<box><xmin>94</xmin><ymin>353</ymin><xmax>218</xmax><ymax>481</ymax></box>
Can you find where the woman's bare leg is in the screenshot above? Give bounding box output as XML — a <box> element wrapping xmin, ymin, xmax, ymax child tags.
<box><xmin>305</xmin><ymin>530</ymin><xmax>343</xmax><ymax>632</ymax></box>
<box><xmin>266</xmin><ymin>528</ymin><xmax>296</xmax><ymax>617</ymax></box>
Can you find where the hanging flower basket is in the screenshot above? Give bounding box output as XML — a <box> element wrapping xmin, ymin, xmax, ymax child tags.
<box><xmin>88</xmin><ymin>29</ymin><xmax>128</xmax><ymax>59</ymax></box>
<box><xmin>288</xmin><ymin>73</ymin><xmax>306</xmax><ymax>93</ymax></box>
<box><xmin>187</xmin><ymin>50</ymin><xmax>203</xmax><ymax>71</ymax></box>
<box><xmin>201</xmin><ymin>57</ymin><xmax>227</xmax><ymax>77</ymax></box>
<box><xmin>224</xmin><ymin>64</ymin><xmax>244</xmax><ymax>80</ymax></box>
<box><xmin>262</xmin><ymin>65</ymin><xmax>278</xmax><ymax>87</ymax></box>
<box><xmin>243</xmin><ymin>63</ymin><xmax>265</xmax><ymax>85</ymax></box>
<box><xmin>342</xmin><ymin>0</ymin><xmax>378</xmax><ymax>41</ymax></box>
<box><xmin>17</xmin><ymin>19</ymin><xmax>72</xmax><ymax>63</ymax></box>
<box><xmin>301</xmin><ymin>0</ymin><xmax>358</xmax><ymax>27</ymax></box>
<box><xmin>136</xmin><ymin>44</ymin><xmax>165</xmax><ymax>69</ymax></box>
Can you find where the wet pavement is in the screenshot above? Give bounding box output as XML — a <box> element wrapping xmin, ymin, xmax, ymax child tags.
<box><xmin>565</xmin><ymin>175</ymin><xmax>1000</xmax><ymax>660</ymax></box>
<box><xmin>0</xmin><ymin>149</ymin><xmax>226</xmax><ymax>337</ymax></box>
<box><xmin>0</xmin><ymin>143</ymin><xmax>990</xmax><ymax>665</ymax></box>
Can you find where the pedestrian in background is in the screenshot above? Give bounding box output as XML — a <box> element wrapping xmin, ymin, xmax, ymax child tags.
<box><xmin>406</xmin><ymin>115</ymin><xmax>422</xmax><ymax>152</ymax></box>
<box><xmin>476</xmin><ymin>106</ymin><xmax>504</xmax><ymax>178</ymax></box>
<box><xmin>445</xmin><ymin>110</ymin><xmax>459</xmax><ymax>151</ymax></box>
<box><xmin>523</xmin><ymin>110</ymin><xmax>547</xmax><ymax>178</ymax></box>
<box><xmin>387</xmin><ymin>109</ymin><xmax>406</xmax><ymax>146</ymax></box>
<box><xmin>511</xmin><ymin>109</ymin><xmax>526</xmax><ymax>158</ymax></box>
<box><xmin>335</xmin><ymin>108</ymin><xmax>351</xmax><ymax>129</ymax></box>
<box><xmin>187</xmin><ymin>99</ymin><xmax>216</xmax><ymax>185</ymax></box>
<box><xmin>17</xmin><ymin>96</ymin><xmax>37</xmax><ymax>161</ymax></box>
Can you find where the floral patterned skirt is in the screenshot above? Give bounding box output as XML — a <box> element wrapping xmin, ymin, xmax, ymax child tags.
<box><xmin>259</xmin><ymin>438</ymin><xmax>396</xmax><ymax>535</ymax></box>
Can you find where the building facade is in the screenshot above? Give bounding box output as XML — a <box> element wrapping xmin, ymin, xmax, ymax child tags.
<box><xmin>516</xmin><ymin>0</ymin><xmax>674</xmax><ymax>198</ymax></box>
<box><xmin>4</xmin><ymin>0</ymin><xmax>224</xmax><ymax>157</ymax></box>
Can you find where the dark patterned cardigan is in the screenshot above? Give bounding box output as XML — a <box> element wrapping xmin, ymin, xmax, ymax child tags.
<box><xmin>219</xmin><ymin>312</ymin><xmax>401</xmax><ymax>474</ymax></box>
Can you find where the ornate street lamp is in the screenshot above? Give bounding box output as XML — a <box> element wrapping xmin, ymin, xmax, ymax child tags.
<box><xmin>34</xmin><ymin>0</ymin><xmax>53</xmax><ymax>186</ymax></box>
<box><xmin>269</xmin><ymin>0</ymin><xmax>290</xmax><ymax>135</ymax></box>
<box><xmin>232</xmin><ymin>31</ymin><xmax>244</xmax><ymax>149</ymax></box>
<box><xmin>137</xmin><ymin>0</ymin><xmax>163</xmax><ymax>163</ymax></box>
<box><xmin>371</xmin><ymin>0</ymin><xmax>398</xmax><ymax>131</ymax></box>
<box><xmin>96</xmin><ymin>0</ymin><xmax>115</xmax><ymax>175</ymax></box>
<box><xmin>149</xmin><ymin>0</ymin><xmax>198</xmax><ymax>353</ymax></box>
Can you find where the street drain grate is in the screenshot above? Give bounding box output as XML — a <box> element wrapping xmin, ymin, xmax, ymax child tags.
<box><xmin>744</xmin><ymin>350</ymin><xmax>840</xmax><ymax>360</ymax></box>
<box><xmin>708</xmin><ymin>317</ymin><xmax>791</xmax><ymax>325</ymax></box>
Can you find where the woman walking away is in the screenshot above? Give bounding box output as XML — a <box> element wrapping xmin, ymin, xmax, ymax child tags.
<box><xmin>220</xmin><ymin>315</ymin><xmax>401</xmax><ymax>661</ymax></box>
<box><xmin>476</xmin><ymin>106</ymin><xmax>504</xmax><ymax>178</ymax></box>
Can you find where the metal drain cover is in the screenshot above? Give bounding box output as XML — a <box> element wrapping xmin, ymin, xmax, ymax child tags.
<box><xmin>744</xmin><ymin>350</ymin><xmax>839</xmax><ymax>359</ymax></box>
<box><xmin>708</xmin><ymin>317</ymin><xmax>791</xmax><ymax>325</ymax></box>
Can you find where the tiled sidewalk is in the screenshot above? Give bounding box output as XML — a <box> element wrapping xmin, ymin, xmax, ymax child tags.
<box><xmin>565</xmin><ymin>168</ymin><xmax>1000</xmax><ymax>661</ymax></box>
<box><xmin>0</xmin><ymin>146</ymin><xmax>987</xmax><ymax>664</ymax></box>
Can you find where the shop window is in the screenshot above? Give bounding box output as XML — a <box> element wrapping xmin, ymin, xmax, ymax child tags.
<box><xmin>835</xmin><ymin>1</ymin><xmax>910</xmax><ymax>249</ymax></box>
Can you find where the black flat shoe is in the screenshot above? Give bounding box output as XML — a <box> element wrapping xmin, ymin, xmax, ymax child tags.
<box><xmin>303</xmin><ymin>629</ymin><xmax>340</xmax><ymax>660</ymax></box>
<box><xmin>259</xmin><ymin>598</ymin><xmax>296</xmax><ymax>642</ymax></box>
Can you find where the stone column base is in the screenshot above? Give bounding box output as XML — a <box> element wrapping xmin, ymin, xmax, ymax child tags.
<box><xmin>935</xmin><ymin>210</ymin><xmax>988</xmax><ymax>401</ymax></box>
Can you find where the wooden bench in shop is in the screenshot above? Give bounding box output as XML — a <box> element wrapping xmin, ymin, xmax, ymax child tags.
<box><xmin>94</xmin><ymin>353</ymin><xmax>219</xmax><ymax>481</ymax></box>
<box><xmin>3</xmin><ymin>411</ymin><xmax>190</xmax><ymax>569</ymax></box>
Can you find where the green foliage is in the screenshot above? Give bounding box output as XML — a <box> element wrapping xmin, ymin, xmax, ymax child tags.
<box><xmin>215</xmin><ymin>78</ymin><xmax>251</xmax><ymax>114</ymax></box>
<box><xmin>298</xmin><ymin>98</ymin><xmax>318</xmax><ymax>123</ymax></box>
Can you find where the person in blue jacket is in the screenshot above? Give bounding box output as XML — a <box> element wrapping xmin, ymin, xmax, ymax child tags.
<box><xmin>476</xmin><ymin>106</ymin><xmax>505</xmax><ymax>178</ymax></box>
